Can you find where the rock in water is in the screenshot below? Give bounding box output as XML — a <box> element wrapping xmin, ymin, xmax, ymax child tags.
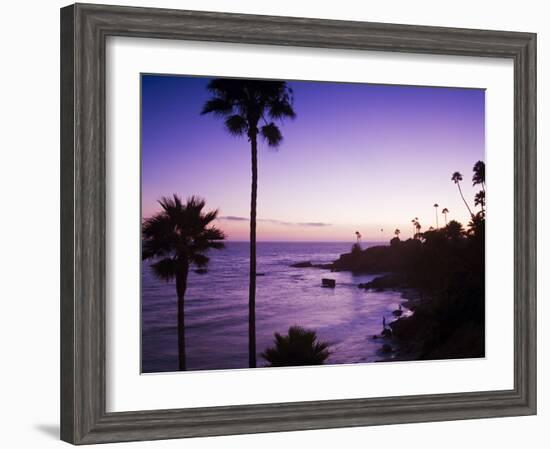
<box><xmin>322</xmin><ymin>278</ymin><xmax>336</xmax><ymax>288</ymax></box>
<box><xmin>291</xmin><ymin>261</ymin><xmax>313</xmax><ymax>268</ymax></box>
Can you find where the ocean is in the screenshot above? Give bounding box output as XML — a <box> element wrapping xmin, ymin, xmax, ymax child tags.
<box><xmin>141</xmin><ymin>241</ymin><xmax>409</xmax><ymax>373</ymax></box>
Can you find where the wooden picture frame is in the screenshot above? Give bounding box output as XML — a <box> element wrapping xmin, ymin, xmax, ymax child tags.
<box><xmin>60</xmin><ymin>3</ymin><xmax>536</xmax><ymax>444</ymax></box>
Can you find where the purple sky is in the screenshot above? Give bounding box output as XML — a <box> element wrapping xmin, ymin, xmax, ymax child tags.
<box><xmin>141</xmin><ymin>75</ymin><xmax>485</xmax><ymax>242</ymax></box>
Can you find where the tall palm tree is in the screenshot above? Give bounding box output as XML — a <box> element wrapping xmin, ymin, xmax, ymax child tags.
<box><xmin>472</xmin><ymin>160</ymin><xmax>486</xmax><ymax>192</ymax></box>
<box><xmin>142</xmin><ymin>195</ymin><xmax>225</xmax><ymax>371</ymax></box>
<box><xmin>433</xmin><ymin>203</ymin><xmax>439</xmax><ymax>228</ymax></box>
<box><xmin>201</xmin><ymin>79</ymin><xmax>296</xmax><ymax>368</ymax></box>
<box><xmin>474</xmin><ymin>190</ymin><xmax>486</xmax><ymax>214</ymax></box>
<box><xmin>473</xmin><ymin>161</ymin><xmax>486</xmax><ymax>216</ymax></box>
<box><xmin>451</xmin><ymin>171</ymin><xmax>473</xmax><ymax>217</ymax></box>
<box><xmin>441</xmin><ymin>207</ymin><xmax>449</xmax><ymax>226</ymax></box>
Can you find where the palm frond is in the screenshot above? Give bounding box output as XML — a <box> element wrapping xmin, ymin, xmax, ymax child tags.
<box><xmin>260</xmin><ymin>123</ymin><xmax>283</xmax><ymax>147</ymax></box>
<box><xmin>150</xmin><ymin>258</ymin><xmax>178</xmax><ymax>282</ymax></box>
<box><xmin>201</xmin><ymin>98</ymin><xmax>233</xmax><ymax>116</ymax></box>
<box><xmin>201</xmin><ymin>209</ymin><xmax>219</xmax><ymax>226</ymax></box>
<box><xmin>268</xmin><ymin>98</ymin><xmax>296</xmax><ymax>120</ymax></box>
<box><xmin>142</xmin><ymin>214</ymin><xmax>175</xmax><ymax>260</ymax></box>
<box><xmin>224</xmin><ymin>114</ymin><xmax>248</xmax><ymax>136</ymax></box>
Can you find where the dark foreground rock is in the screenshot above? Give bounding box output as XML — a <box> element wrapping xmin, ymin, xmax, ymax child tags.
<box><xmin>358</xmin><ymin>273</ymin><xmax>406</xmax><ymax>290</ymax></box>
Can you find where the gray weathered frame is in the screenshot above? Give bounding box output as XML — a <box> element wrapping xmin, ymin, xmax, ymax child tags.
<box><xmin>60</xmin><ymin>3</ymin><xmax>537</xmax><ymax>445</ymax></box>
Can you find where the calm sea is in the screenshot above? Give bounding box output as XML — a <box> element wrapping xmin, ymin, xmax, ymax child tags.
<box><xmin>141</xmin><ymin>241</ymin><xmax>409</xmax><ymax>373</ymax></box>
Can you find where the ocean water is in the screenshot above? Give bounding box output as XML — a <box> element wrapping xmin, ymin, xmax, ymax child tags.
<box><xmin>141</xmin><ymin>241</ymin><xmax>410</xmax><ymax>373</ymax></box>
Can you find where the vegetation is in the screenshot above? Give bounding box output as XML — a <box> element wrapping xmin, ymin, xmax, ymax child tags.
<box><xmin>202</xmin><ymin>79</ymin><xmax>296</xmax><ymax>368</ymax></box>
<box><xmin>262</xmin><ymin>326</ymin><xmax>330</xmax><ymax>367</ymax></box>
<box><xmin>142</xmin><ymin>195</ymin><xmax>225</xmax><ymax>370</ymax></box>
<box><xmin>334</xmin><ymin>161</ymin><xmax>486</xmax><ymax>360</ymax></box>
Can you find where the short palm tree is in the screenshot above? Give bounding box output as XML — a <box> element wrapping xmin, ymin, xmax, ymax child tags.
<box><xmin>202</xmin><ymin>79</ymin><xmax>296</xmax><ymax>368</ymax></box>
<box><xmin>394</xmin><ymin>228</ymin><xmax>400</xmax><ymax>238</ymax></box>
<box><xmin>412</xmin><ymin>217</ymin><xmax>419</xmax><ymax>239</ymax></box>
<box><xmin>142</xmin><ymin>195</ymin><xmax>225</xmax><ymax>371</ymax></box>
<box><xmin>261</xmin><ymin>326</ymin><xmax>330</xmax><ymax>367</ymax></box>
<box><xmin>415</xmin><ymin>220</ymin><xmax>422</xmax><ymax>236</ymax></box>
<box><xmin>451</xmin><ymin>171</ymin><xmax>473</xmax><ymax>217</ymax></box>
<box><xmin>441</xmin><ymin>207</ymin><xmax>449</xmax><ymax>226</ymax></box>
<box><xmin>445</xmin><ymin>219</ymin><xmax>465</xmax><ymax>241</ymax></box>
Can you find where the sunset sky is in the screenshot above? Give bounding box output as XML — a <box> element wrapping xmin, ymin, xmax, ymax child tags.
<box><xmin>141</xmin><ymin>75</ymin><xmax>485</xmax><ymax>242</ymax></box>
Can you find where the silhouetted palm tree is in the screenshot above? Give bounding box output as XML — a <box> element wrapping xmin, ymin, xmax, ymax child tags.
<box><xmin>472</xmin><ymin>161</ymin><xmax>486</xmax><ymax>192</ymax></box>
<box><xmin>474</xmin><ymin>190</ymin><xmax>486</xmax><ymax>214</ymax></box>
<box><xmin>201</xmin><ymin>79</ymin><xmax>296</xmax><ymax>368</ymax></box>
<box><xmin>412</xmin><ymin>217</ymin><xmax>418</xmax><ymax>239</ymax></box>
<box><xmin>441</xmin><ymin>207</ymin><xmax>449</xmax><ymax>226</ymax></box>
<box><xmin>415</xmin><ymin>220</ymin><xmax>422</xmax><ymax>237</ymax></box>
<box><xmin>472</xmin><ymin>161</ymin><xmax>486</xmax><ymax>216</ymax></box>
<box><xmin>433</xmin><ymin>203</ymin><xmax>439</xmax><ymax>228</ymax></box>
<box><xmin>261</xmin><ymin>326</ymin><xmax>330</xmax><ymax>367</ymax></box>
<box><xmin>394</xmin><ymin>228</ymin><xmax>400</xmax><ymax>238</ymax></box>
<box><xmin>445</xmin><ymin>219</ymin><xmax>464</xmax><ymax>241</ymax></box>
<box><xmin>451</xmin><ymin>171</ymin><xmax>473</xmax><ymax>217</ymax></box>
<box><xmin>142</xmin><ymin>195</ymin><xmax>225</xmax><ymax>371</ymax></box>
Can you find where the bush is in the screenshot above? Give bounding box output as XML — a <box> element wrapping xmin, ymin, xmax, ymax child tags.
<box><xmin>261</xmin><ymin>326</ymin><xmax>330</xmax><ymax>367</ymax></box>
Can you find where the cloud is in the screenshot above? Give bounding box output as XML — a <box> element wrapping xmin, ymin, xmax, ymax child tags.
<box><xmin>219</xmin><ymin>215</ymin><xmax>249</xmax><ymax>222</ymax></box>
<box><xmin>219</xmin><ymin>216</ymin><xmax>331</xmax><ymax>227</ymax></box>
<box><xmin>298</xmin><ymin>222</ymin><xmax>332</xmax><ymax>227</ymax></box>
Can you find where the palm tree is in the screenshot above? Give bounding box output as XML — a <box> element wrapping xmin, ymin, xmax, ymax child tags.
<box><xmin>394</xmin><ymin>228</ymin><xmax>400</xmax><ymax>238</ymax></box>
<box><xmin>474</xmin><ymin>190</ymin><xmax>486</xmax><ymax>214</ymax></box>
<box><xmin>415</xmin><ymin>220</ymin><xmax>422</xmax><ymax>237</ymax></box>
<box><xmin>202</xmin><ymin>79</ymin><xmax>296</xmax><ymax>368</ymax></box>
<box><xmin>472</xmin><ymin>161</ymin><xmax>486</xmax><ymax>192</ymax></box>
<box><xmin>441</xmin><ymin>207</ymin><xmax>449</xmax><ymax>226</ymax></box>
<box><xmin>433</xmin><ymin>203</ymin><xmax>439</xmax><ymax>228</ymax></box>
<box><xmin>412</xmin><ymin>217</ymin><xmax>419</xmax><ymax>239</ymax></box>
<box><xmin>451</xmin><ymin>171</ymin><xmax>473</xmax><ymax>217</ymax></box>
<box><xmin>473</xmin><ymin>161</ymin><xmax>486</xmax><ymax>216</ymax></box>
<box><xmin>261</xmin><ymin>326</ymin><xmax>330</xmax><ymax>367</ymax></box>
<box><xmin>445</xmin><ymin>219</ymin><xmax>465</xmax><ymax>241</ymax></box>
<box><xmin>142</xmin><ymin>195</ymin><xmax>225</xmax><ymax>371</ymax></box>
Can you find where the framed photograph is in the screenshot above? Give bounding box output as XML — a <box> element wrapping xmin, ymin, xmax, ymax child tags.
<box><xmin>60</xmin><ymin>3</ymin><xmax>536</xmax><ymax>444</ymax></box>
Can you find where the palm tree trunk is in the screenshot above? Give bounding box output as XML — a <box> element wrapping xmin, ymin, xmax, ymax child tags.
<box><xmin>457</xmin><ymin>183</ymin><xmax>473</xmax><ymax>217</ymax></box>
<box><xmin>176</xmin><ymin>263</ymin><xmax>189</xmax><ymax>371</ymax></box>
<box><xmin>248</xmin><ymin>133</ymin><xmax>258</xmax><ymax>368</ymax></box>
<box><xmin>435</xmin><ymin>208</ymin><xmax>438</xmax><ymax>228</ymax></box>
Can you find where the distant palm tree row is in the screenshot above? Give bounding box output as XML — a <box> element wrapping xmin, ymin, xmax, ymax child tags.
<box><xmin>402</xmin><ymin>161</ymin><xmax>485</xmax><ymax>240</ymax></box>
